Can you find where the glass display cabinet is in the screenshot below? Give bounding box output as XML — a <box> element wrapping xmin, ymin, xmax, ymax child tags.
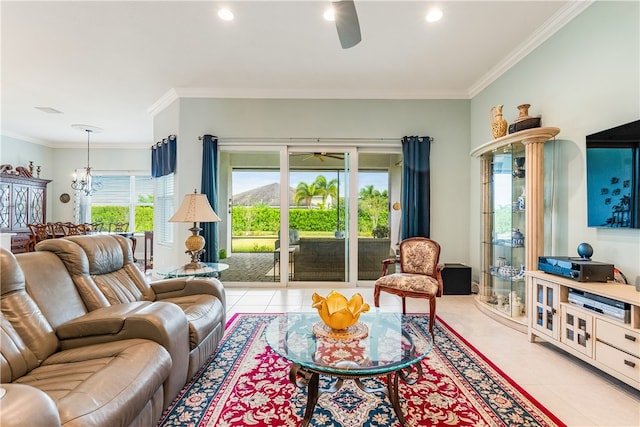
<box><xmin>481</xmin><ymin>143</ymin><xmax>527</xmax><ymax>320</ymax></box>
<box><xmin>471</xmin><ymin>127</ymin><xmax>560</xmax><ymax>330</ymax></box>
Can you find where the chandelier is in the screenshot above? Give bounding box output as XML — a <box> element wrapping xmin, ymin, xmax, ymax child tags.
<box><xmin>71</xmin><ymin>124</ymin><xmax>103</xmax><ymax>196</ymax></box>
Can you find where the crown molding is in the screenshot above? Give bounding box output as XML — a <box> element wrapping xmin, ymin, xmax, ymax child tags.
<box><xmin>147</xmin><ymin>88</ymin><xmax>180</xmax><ymax>116</ymax></box>
<box><xmin>147</xmin><ymin>87</ymin><xmax>469</xmax><ymax>116</ymax></box>
<box><xmin>467</xmin><ymin>0</ymin><xmax>594</xmax><ymax>98</ymax></box>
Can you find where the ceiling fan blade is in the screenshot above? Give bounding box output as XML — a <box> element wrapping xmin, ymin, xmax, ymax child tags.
<box><xmin>332</xmin><ymin>0</ymin><xmax>361</xmax><ymax>49</ymax></box>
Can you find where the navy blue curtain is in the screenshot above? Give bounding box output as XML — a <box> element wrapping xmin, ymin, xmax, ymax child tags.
<box><xmin>201</xmin><ymin>135</ymin><xmax>219</xmax><ymax>263</ymax></box>
<box><xmin>151</xmin><ymin>136</ymin><xmax>177</xmax><ymax>177</ymax></box>
<box><xmin>401</xmin><ymin>136</ymin><xmax>431</xmax><ymax>239</ymax></box>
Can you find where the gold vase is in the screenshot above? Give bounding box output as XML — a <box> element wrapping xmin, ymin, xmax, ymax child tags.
<box><xmin>490</xmin><ymin>105</ymin><xmax>508</xmax><ymax>139</ymax></box>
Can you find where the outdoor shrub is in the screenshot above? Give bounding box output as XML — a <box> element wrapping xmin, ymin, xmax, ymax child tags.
<box><xmin>372</xmin><ymin>225</ymin><xmax>390</xmax><ymax>238</ymax></box>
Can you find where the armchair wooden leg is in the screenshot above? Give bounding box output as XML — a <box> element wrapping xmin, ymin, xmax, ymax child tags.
<box><xmin>402</xmin><ymin>297</ymin><xmax>407</xmax><ymax>314</ymax></box>
<box><xmin>429</xmin><ymin>297</ymin><xmax>436</xmax><ymax>336</ymax></box>
<box><xmin>374</xmin><ymin>287</ymin><xmax>381</xmax><ymax>308</ymax></box>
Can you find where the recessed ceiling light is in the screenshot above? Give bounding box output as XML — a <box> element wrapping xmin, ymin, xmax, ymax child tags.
<box><xmin>323</xmin><ymin>8</ymin><xmax>335</xmax><ymax>22</ymax></box>
<box><xmin>426</xmin><ymin>8</ymin><xmax>443</xmax><ymax>23</ymax></box>
<box><xmin>217</xmin><ymin>8</ymin><xmax>234</xmax><ymax>21</ymax></box>
<box><xmin>35</xmin><ymin>106</ymin><xmax>63</xmax><ymax>114</ymax></box>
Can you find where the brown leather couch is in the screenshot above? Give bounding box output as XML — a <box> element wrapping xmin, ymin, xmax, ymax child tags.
<box><xmin>0</xmin><ymin>249</ymin><xmax>172</xmax><ymax>427</ymax></box>
<box><xmin>37</xmin><ymin>234</ymin><xmax>226</xmax><ymax>381</ymax></box>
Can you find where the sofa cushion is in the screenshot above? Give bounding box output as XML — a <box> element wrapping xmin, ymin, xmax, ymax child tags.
<box><xmin>1</xmin><ymin>314</ymin><xmax>40</xmax><ymax>382</ymax></box>
<box><xmin>16</xmin><ymin>251</ymin><xmax>90</xmax><ymax>328</ymax></box>
<box><xmin>37</xmin><ymin>236</ymin><xmax>155</xmax><ymax>308</ymax></box>
<box><xmin>162</xmin><ymin>294</ymin><xmax>223</xmax><ymax>349</ymax></box>
<box><xmin>16</xmin><ymin>339</ymin><xmax>171</xmax><ymax>427</ymax></box>
<box><xmin>1</xmin><ymin>251</ymin><xmax>58</xmax><ymax>366</ymax></box>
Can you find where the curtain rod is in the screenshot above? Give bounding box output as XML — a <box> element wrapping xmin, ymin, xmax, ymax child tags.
<box><xmin>197</xmin><ymin>136</ymin><xmax>434</xmax><ymax>142</ymax></box>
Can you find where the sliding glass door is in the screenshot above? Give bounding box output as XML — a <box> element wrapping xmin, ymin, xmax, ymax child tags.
<box><xmin>219</xmin><ymin>149</ymin><xmax>281</xmax><ymax>284</ymax></box>
<box><xmin>287</xmin><ymin>150</ymin><xmax>350</xmax><ymax>283</ymax></box>
<box><xmin>217</xmin><ymin>145</ymin><xmax>400</xmax><ymax>286</ymax></box>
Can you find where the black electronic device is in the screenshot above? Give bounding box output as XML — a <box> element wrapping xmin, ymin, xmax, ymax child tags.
<box><xmin>568</xmin><ymin>288</ymin><xmax>630</xmax><ymax>323</ymax></box>
<box><xmin>538</xmin><ymin>256</ymin><xmax>614</xmax><ymax>282</ymax></box>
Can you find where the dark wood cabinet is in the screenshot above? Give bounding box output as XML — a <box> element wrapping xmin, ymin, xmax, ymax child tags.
<box><xmin>0</xmin><ymin>166</ymin><xmax>51</xmax><ymax>253</ymax></box>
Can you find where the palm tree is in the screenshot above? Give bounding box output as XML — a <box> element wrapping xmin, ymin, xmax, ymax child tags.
<box><xmin>294</xmin><ymin>181</ymin><xmax>318</xmax><ymax>207</ymax></box>
<box><xmin>313</xmin><ymin>175</ymin><xmax>338</xmax><ymax>208</ymax></box>
<box><xmin>359</xmin><ymin>184</ymin><xmax>378</xmax><ymax>199</ymax></box>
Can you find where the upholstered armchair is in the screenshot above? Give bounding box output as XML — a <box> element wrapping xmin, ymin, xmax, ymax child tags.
<box><xmin>373</xmin><ymin>237</ymin><xmax>444</xmax><ymax>334</ymax></box>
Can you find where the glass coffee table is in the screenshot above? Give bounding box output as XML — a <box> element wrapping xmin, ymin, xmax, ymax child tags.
<box><xmin>264</xmin><ymin>312</ymin><xmax>433</xmax><ymax>426</ymax></box>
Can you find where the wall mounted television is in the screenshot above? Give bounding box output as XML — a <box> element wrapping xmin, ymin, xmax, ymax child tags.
<box><xmin>586</xmin><ymin>119</ymin><xmax>640</xmax><ymax>229</ymax></box>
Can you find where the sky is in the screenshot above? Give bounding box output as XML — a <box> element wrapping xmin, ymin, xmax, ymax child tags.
<box><xmin>232</xmin><ymin>171</ymin><xmax>388</xmax><ymax>196</ymax></box>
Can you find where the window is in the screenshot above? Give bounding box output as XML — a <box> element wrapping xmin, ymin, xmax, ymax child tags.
<box><xmin>89</xmin><ymin>175</ymin><xmax>154</xmax><ymax>232</ymax></box>
<box><xmin>155</xmin><ymin>173</ymin><xmax>174</xmax><ymax>244</ymax></box>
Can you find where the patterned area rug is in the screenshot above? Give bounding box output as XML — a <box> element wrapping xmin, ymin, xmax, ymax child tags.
<box><xmin>158</xmin><ymin>314</ymin><xmax>565</xmax><ymax>427</ymax></box>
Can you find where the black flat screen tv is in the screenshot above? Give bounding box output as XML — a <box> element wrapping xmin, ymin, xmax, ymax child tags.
<box><xmin>586</xmin><ymin>119</ymin><xmax>640</xmax><ymax>229</ymax></box>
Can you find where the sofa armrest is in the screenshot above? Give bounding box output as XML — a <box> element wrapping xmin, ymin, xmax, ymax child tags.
<box><xmin>0</xmin><ymin>384</ymin><xmax>61</xmax><ymax>427</ymax></box>
<box><xmin>150</xmin><ymin>276</ymin><xmax>226</xmax><ymax>309</ymax></box>
<box><xmin>55</xmin><ymin>301</ymin><xmax>189</xmax><ymax>406</ymax></box>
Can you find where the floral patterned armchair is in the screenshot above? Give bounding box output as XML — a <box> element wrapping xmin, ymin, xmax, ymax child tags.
<box><xmin>374</xmin><ymin>237</ymin><xmax>443</xmax><ymax>334</ymax></box>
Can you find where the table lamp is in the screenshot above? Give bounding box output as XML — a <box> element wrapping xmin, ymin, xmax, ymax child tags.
<box><xmin>169</xmin><ymin>190</ymin><xmax>221</xmax><ymax>269</ymax></box>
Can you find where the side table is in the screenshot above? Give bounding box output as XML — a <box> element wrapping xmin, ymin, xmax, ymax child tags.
<box><xmin>156</xmin><ymin>262</ymin><xmax>229</xmax><ymax>279</ymax></box>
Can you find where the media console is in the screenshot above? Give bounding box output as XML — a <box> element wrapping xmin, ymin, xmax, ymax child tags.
<box><xmin>527</xmin><ymin>270</ymin><xmax>640</xmax><ymax>390</ymax></box>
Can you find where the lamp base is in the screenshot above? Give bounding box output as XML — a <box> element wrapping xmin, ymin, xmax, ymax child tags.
<box><xmin>183</xmin><ymin>261</ymin><xmax>206</xmax><ymax>270</ymax></box>
<box><xmin>183</xmin><ymin>248</ymin><xmax>205</xmax><ymax>270</ymax></box>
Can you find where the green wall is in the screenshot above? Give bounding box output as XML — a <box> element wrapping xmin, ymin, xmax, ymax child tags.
<box><xmin>469</xmin><ymin>1</ymin><xmax>640</xmax><ymax>282</ymax></box>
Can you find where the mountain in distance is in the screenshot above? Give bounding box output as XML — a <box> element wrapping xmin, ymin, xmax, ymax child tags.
<box><xmin>233</xmin><ymin>182</ymin><xmax>295</xmax><ymax>207</ymax></box>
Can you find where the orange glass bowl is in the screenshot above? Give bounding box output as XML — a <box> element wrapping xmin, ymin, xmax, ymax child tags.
<box><xmin>312</xmin><ymin>290</ymin><xmax>370</xmax><ymax>330</ymax></box>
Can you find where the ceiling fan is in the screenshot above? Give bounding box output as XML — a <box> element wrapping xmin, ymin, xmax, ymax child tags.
<box><xmin>292</xmin><ymin>152</ymin><xmax>345</xmax><ymax>162</ymax></box>
<box><xmin>332</xmin><ymin>0</ymin><xmax>361</xmax><ymax>49</ymax></box>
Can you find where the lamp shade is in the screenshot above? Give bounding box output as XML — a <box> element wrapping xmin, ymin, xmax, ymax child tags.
<box><xmin>169</xmin><ymin>193</ymin><xmax>221</xmax><ymax>223</ymax></box>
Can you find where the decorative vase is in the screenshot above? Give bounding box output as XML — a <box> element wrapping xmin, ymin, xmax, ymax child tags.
<box><xmin>312</xmin><ymin>290</ymin><xmax>370</xmax><ymax>330</ymax></box>
<box><xmin>515</xmin><ymin>104</ymin><xmax>533</xmax><ymax>122</ymax></box>
<box><xmin>512</xmin><ymin>228</ymin><xmax>524</xmax><ymax>247</ymax></box>
<box><xmin>490</xmin><ymin>105</ymin><xmax>508</xmax><ymax>139</ymax></box>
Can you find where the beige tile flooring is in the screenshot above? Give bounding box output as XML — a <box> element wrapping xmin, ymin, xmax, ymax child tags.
<box><xmin>225</xmin><ymin>287</ymin><xmax>640</xmax><ymax>427</ymax></box>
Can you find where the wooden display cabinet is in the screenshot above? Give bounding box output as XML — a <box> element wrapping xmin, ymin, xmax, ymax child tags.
<box><xmin>0</xmin><ymin>166</ymin><xmax>51</xmax><ymax>253</ymax></box>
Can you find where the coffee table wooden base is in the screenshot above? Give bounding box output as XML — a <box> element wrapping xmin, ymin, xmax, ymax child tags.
<box><xmin>289</xmin><ymin>362</ymin><xmax>424</xmax><ymax>427</ymax></box>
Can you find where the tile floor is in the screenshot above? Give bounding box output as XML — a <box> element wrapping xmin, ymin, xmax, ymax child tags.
<box><xmin>225</xmin><ymin>287</ymin><xmax>640</xmax><ymax>427</ymax></box>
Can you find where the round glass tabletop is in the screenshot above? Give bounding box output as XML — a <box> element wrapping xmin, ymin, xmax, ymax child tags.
<box><xmin>264</xmin><ymin>312</ymin><xmax>433</xmax><ymax>377</ymax></box>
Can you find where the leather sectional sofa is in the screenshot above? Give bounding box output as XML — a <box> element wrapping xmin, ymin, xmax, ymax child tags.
<box><xmin>0</xmin><ymin>234</ymin><xmax>227</xmax><ymax>427</ymax></box>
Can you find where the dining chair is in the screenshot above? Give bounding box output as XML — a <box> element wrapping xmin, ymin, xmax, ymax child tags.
<box><xmin>373</xmin><ymin>237</ymin><xmax>444</xmax><ymax>335</ymax></box>
<box><xmin>48</xmin><ymin>222</ymin><xmax>67</xmax><ymax>237</ymax></box>
<box><xmin>63</xmin><ymin>222</ymin><xmax>82</xmax><ymax>235</ymax></box>
<box><xmin>109</xmin><ymin>222</ymin><xmax>129</xmax><ymax>232</ymax></box>
<box><xmin>90</xmin><ymin>221</ymin><xmax>104</xmax><ymax>232</ymax></box>
<box><xmin>28</xmin><ymin>223</ymin><xmax>51</xmax><ymax>251</ymax></box>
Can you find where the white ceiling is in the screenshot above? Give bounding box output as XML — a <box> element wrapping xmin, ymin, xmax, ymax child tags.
<box><xmin>1</xmin><ymin>0</ymin><xmax>590</xmax><ymax>148</ymax></box>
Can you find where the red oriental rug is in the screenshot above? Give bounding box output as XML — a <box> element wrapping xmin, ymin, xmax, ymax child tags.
<box><xmin>158</xmin><ymin>313</ymin><xmax>565</xmax><ymax>427</ymax></box>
